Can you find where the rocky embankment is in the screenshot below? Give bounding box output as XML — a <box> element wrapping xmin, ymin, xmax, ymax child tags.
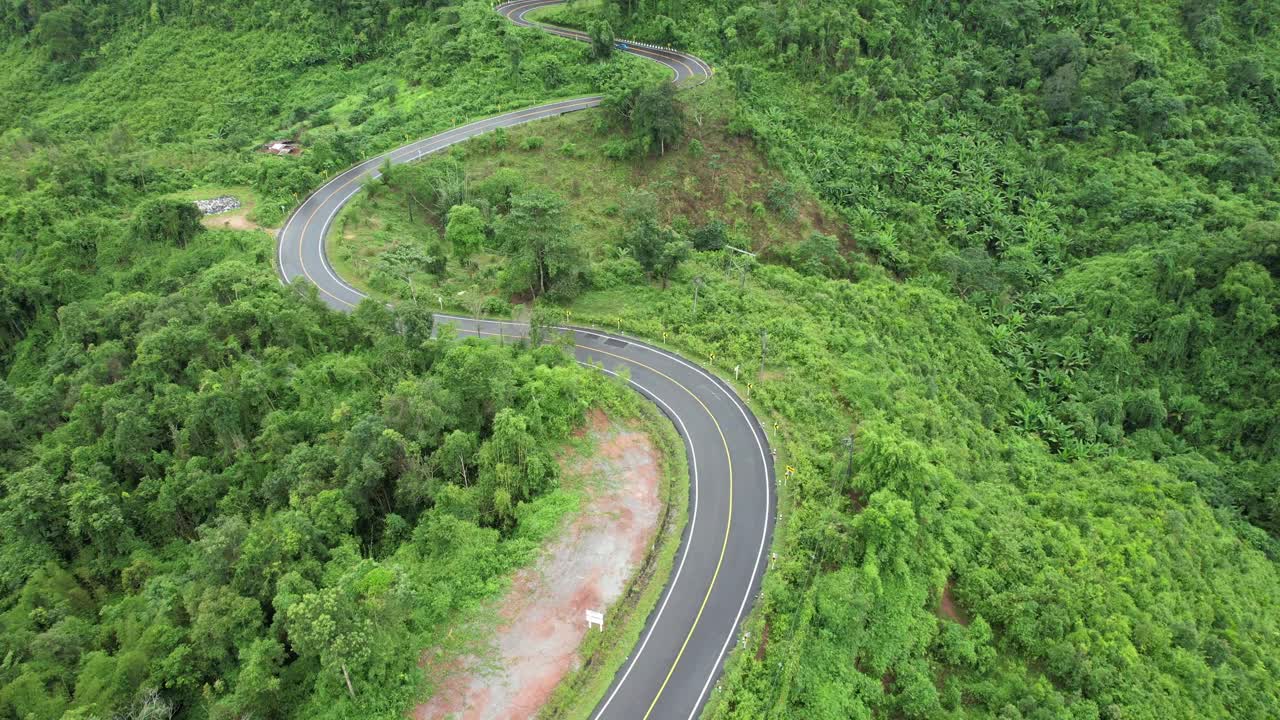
<box><xmin>194</xmin><ymin>196</ymin><xmax>241</xmax><ymax>215</ymax></box>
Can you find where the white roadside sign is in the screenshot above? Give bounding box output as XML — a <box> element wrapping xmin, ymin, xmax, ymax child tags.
<box><xmin>585</xmin><ymin>609</ymin><xmax>604</xmax><ymax>631</ymax></box>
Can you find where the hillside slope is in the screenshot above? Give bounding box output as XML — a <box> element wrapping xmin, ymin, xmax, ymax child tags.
<box><xmin>0</xmin><ymin>2</ymin><xmax>664</xmax><ymax>718</ymax></box>
<box><xmin>478</xmin><ymin>0</ymin><xmax>1280</xmax><ymax>716</ymax></box>
<box><xmin>1</xmin><ymin>0</ymin><xmax>1278</xmax><ymax>718</ymax></box>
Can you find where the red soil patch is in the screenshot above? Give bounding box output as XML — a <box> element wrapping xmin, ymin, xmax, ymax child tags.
<box><xmin>571</xmin><ymin>407</ymin><xmax>611</xmax><ymax>439</ymax></box>
<box><xmin>414</xmin><ymin>415</ymin><xmax>662</xmax><ymax>720</ymax></box>
<box><xmin>937</xmin><ymin>578</ymin><xmax>970</xmax><ymax>626</ymax></box>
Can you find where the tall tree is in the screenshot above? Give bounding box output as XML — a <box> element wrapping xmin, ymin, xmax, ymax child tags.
<box><xmin>590</xmin><ymin>20</ymin><xmax>614</xmax><ymax>59</ymax></box>
<box><xmin>504</xmin><ymin>31</ymin><xmax>524</xmax><ymax>80</ymax></box>
<box><xmin>130</xmin><ymin>198</ymin><xmax>204</xmax><ymax>248</ymax></box>
<box><xmin>632</xmin><ymin>82</ymin><xmax>685</xmax><ymax>154</ymax></box>
<box><xmin>285</xmin><ymin>576</ymin><xmax>375</xmax><ymax>699</ymax></box>
<box><xmin>496</xmin><ymin>188</ymin><xmax>583</xmax><ymax>297</ymax></box>
<box><xmin>32</xmin><ymin>6</ymin><xmax>86</xmax><ymax>63</ymax></box>
<box><xmin>445</xmin><ymin>203</ymin><xmax>486</xmax><ymax>258</ymax></box>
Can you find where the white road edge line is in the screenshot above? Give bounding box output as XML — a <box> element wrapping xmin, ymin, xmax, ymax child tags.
<box><xmin>585</xmin><ymin>362</ymin><xmax>701</xmax><ymax>720</ymax></box>
<box><xmin>437</xmin><ymin>315</ymin><xmax>774</xmax><ymax>719</ymax></box>
<box><xmin>446</xmin><ymin>320</ymin><xmax>704</xmax><ymax>720</ymax></box>
<box><xmin>277</xmin><ymin>96</ymin><xmax>598</xmax><ymax>292</ymax></box>
<box><xmin>308</xmin><ymin>100</ymin><xmax>602</xmax><ymax>305</ymax></box>
<box><xmin>278</xmin><ymin>5</ymin><xmax>745</xmax><ymax>712</ymax></box>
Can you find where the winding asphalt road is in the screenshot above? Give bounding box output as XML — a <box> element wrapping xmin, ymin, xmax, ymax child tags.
<box><xmin>275</xmin><ymin>3</ymin><xmax>773</xmax><ymax>718</ymax></box>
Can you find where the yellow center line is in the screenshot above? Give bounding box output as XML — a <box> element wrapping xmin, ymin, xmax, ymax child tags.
<box><xmin>283</xmin><ymin>16</ymin><xmax>726</xmax><ymax>707</ymax></box>
<box><xmin>627</xmin><ymin>45</ymin><xmax>697</xmax><ymax>81</ymax></box>
<box><xmin>509</xmin><ymin>0</ymin><xmax>698</xmax><ymax>82</ymax></box>
<box><xmin>289</xmin><ymin>3</ymin><xmax>707</xmax><ymax>308</ymax></box>
<box><xmin>290</xmin><ymin>99</ymin><xmax>598</xmax><ymax>308</ymax></box>
<box><xmin>454</xmin><ymin>324</ymin><xmax>733</xmax><ymax>716</ymax></box>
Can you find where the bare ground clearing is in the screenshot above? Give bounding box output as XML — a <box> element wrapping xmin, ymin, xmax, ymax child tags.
<box><xmin>201</xmin><ymin>209</ymin><xmax>266</xmax><ymax>232</ymax></box>
<box><xmin>415</xmin><ymin>410</ymin><xmax>662</xmax><ymax>720</ymax></box>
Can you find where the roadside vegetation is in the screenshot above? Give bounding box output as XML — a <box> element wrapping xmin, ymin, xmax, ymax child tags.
<box><xmin>334</xmin><ymin>0</ymin><xmax>1280</xmax><ymax>717</ymax></box>
<box><xmin>0</xmin><ymin>1</ymin><xmax>669</xmax><ymax>719</ymax></box>
<box><xmin>328</xmin><ymin>80</ymin><xmax>839</xmax><ymax>307</ymax></box>
<box><xmin>538</xmin><ymin>399</ymin><xmax>689</xmax><ymax>720</ymax></box>
<box><xmin>547</xmin><ymin>1</ymin><xmax>1280</xmax><ymax>717</ymax></box>
<box><xmin>3</xmin><ymin>0</ymin><xmax>1280</xmax><ymax>719</ymax></box>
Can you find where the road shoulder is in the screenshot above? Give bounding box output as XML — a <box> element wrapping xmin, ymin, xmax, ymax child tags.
<box><xmin>414</xmin><ymin>404</ymin><xmax>688</xmax><ymax>719</ymax></box>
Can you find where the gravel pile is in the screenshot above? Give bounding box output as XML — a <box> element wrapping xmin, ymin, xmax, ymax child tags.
<box><xmin>194</xmin><ymin>196</ymin><xmax>241</xmax><ymax>215</ymax></box>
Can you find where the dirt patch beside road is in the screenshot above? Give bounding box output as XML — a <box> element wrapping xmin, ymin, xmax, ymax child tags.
<box><xmin>415</xmin><ymin>410</ymin><xmax>662</xmax><ymax>720</ymax></box>
<box><xmin>201</xmin><ymin>209</ymin><xmax>266</xmax><ymax>232</ymax></box>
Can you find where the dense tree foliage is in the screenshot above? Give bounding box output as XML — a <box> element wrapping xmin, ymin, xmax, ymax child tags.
<box><xmin>129</xmin><ymin>198</ymin><xmax>204</xmax><ymax>248</ymax></box>
<box><xmin>497</xmin><ymin>187</ymin><xmax>586</xmax><ymax>298</ymax></box>
<box><xmin>0</xmin><ymin>140</ymin><xmax>629</xmax><ymax>715</ymax></box>
<box><xmin>531</xmin><ymin>0</ymin><xmax>1280</xmax><ymax>716</ymax></box>
<box><xmin>590</xmin><ymin>19</ymin><xmax>615</xmax><ymax>60</ymax></box>
<box><xmin>0</xmin><ymin>2</ymin><xmax>652</xmax><ymax>717</ymax></box>
<box><xmin>7</xmin><ymin>0</ymin><xmax>468</xmax><ymax>67</ymax></box>
<box><xmin>0</xmin><ymin>249</ymin><xmax>623</xmax><ymax>718</ymax></box>
<box><xmin>605</xmin><ymin>78</ymin><xmax>686</xmax><ymax>155</ymax></box>
<box><xmin>4</xmin><ymin>0</ymin><xmax>1280</xmax><ymax>717</ymax></box>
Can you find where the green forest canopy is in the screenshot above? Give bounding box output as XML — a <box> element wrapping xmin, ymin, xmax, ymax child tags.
<box><xmin>2</xmin><ymin>0</ymin><xmax>1279</xmax><ymax>718</ymax></box>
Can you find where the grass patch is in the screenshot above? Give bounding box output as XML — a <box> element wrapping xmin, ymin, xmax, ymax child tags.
<box><xmin>164</xmin><ymin>184</ymin><xmax>274</xmax><ymax>233</ymax></box>
<box><xmin>323</xmin><ymin>79</ymin><xmax>848</xmax><ymax>309</ymax></box>
<box><xmin>523</xmin><ymin>0</ymin><xmax>604</xmax><ymax>29</ymax></box>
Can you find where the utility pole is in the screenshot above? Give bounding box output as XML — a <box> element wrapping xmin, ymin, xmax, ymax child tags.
<box><xmin>692</xmin><ymin>275</ymin><xmax>704</xmax><ymax>315</ymax></box>
<box><xmin>725</xmin><ymin>245</ymin><xmax>756</xmax><ymax>291</ymax></box>
<box><xmin>760</xmin><ymin>330</ymin><xmax>768</xmax><ymax>373</ymax></box>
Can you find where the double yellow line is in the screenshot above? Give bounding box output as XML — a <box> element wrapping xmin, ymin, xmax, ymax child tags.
<box><xmin>282</xmin><ymin>15</ymin><xmax>730</xmax><ymax>709</ymax></box>
<box><xmin>505</xmin><ymin>0</ymin><xmax>704</xmax><ymax>81</ymax></box>
<box><xmin>458</xmin><ymin>325</ymin><xmax>734</xmax><ymax>718</ymax></box>
<box><xmin>288</xmin><ymin>99</ymin><xmax>599</xmax><ymax>308</ymax></box>
<box><xmin>287</xmin><ymin>2</ymin><xmax>711</xmax><ymax>307</ymax></box>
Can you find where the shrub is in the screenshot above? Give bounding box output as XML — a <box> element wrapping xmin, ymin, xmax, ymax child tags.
<box><xmin>490</xmin><ymin>128</ymin><xmax>509</xmax><ymax>151</ymax></box>
<box><xmin>765</xmin><ymin>179</ymin><xmax>797</xmax><ymax>218</ymax></box>
<box><xmin>130</xmin><ymin>198</ymin><xmax>203</xmax><ymax>248</ymax></box>
<box><xmin>592</xmin><ymin>256</ymin><xmax>646</xmax><ymax>288</ymax></box>
<box><xmin>690</xmin><ymin>219</ymin><xmax>727</xmax><ymax>251</ymax></box>
<box><xmin>445</xmin><ymin>204</ymin><xmax>487</xmax><ymax>257</ymax></box>
<box><xmin>481</xmin><ymin>296</ymin><xmax>512</xmax><ymax>316</ymax></box>
<box><xmin>602</xmin><ymin>138</ymin><xmax>635</xmax><ymax>160</ymax></box>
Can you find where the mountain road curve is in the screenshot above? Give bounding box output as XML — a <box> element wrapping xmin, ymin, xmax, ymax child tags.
<box><xmin>274</xmin><ymin>3</ymin><xmax>774</xmax><ymax>718</ymax></box>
